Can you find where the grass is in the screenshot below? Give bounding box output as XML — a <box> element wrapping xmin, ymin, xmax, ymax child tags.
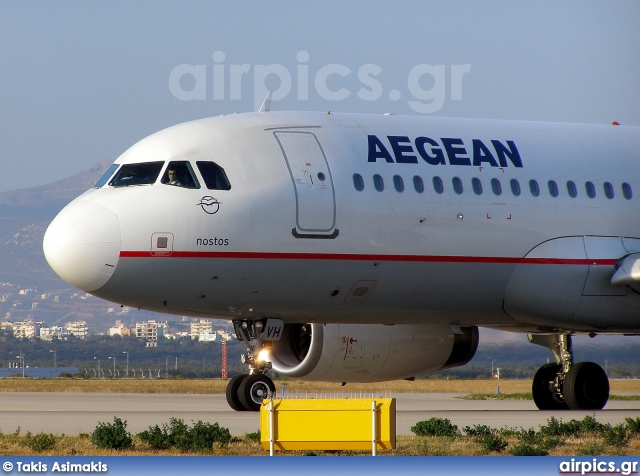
<box><xmin>1</xmin><ymin>426</ymin><xmax>639</xmax><ymax>456</ymax></box>
<box><xmin>0</xmin><ymin>378</ymin><xmax>638</xmax><ymax>394</ymax></box>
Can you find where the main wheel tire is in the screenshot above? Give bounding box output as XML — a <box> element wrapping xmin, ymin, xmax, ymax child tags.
<box><xmin>238</xmin><ymin>374</ymin><xmax>276</xmax><ymax>411</ymax></box>
<box><xmin>532</xmin><ymin>363</ymin><xmax>568</xmax><ymax>410</ymax></box>
<box><xmin>563</xmin><ymin>361</ymin><xmax>609</xmax><ymax>410</ymax></box>
<box><xmin>225</xmin><ymin>374</ymin><xmax>249</xmax><ymax>411</ymax></box>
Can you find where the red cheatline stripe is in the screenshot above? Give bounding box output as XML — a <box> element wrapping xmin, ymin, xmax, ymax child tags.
<box><xmin>119</xmin><ymin>250</ymin><xmax>617</xmax><ymax>266</ymax></box>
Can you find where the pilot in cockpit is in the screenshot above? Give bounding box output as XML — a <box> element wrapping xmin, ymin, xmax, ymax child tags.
<box><xmin>166</xmin><ymin>167</ymin><xmax>182</xmax><ymax>186</ymax></box>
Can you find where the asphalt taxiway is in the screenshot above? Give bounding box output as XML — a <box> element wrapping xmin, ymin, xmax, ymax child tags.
<box><xmin>2</xmin><ymin>392</ymin><xmax>639</xmax><ymax>436</ymax></box>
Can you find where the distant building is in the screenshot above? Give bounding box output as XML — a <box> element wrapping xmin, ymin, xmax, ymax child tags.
<box><xmin>66</xmin><ymin>321</ymin><xmax>89</xmax><ymax>339</ymax></box>
<box><xmin>171</xmin><ymin>331</ymin><xmax>189</xmax><ymax>339</ymax></box>
<box><xmin>40</xmin><ymin>326</ymin><xmax>70</xmax><ymax>341</ymax></box>
<box><xmin>135</xmin><ymin>320</ymin><xmax>166</xmax><ymax>345</ymax></box>
<box><xmin>13</xmin><ymin>320</ymin><xmax>43</xmax><ymax>339</ymax></box>
<box><xmin>109</xmin><ymin>320</ymin><xmax>131</xmax><ymax>337</ymax></box>
<box><xmin>198</xmin><ymin>333</ymin><xmax>217</xmax><ymax>342</ymax></box>
<box><xmin>190</xmin><ymin>320</ymin><xmax>217</xmax><ymax>341</ymax></box>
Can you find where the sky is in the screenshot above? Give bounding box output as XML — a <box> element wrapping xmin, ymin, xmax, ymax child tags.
<box><xmin>1</xmin><ymin>1</ymin><xmax>639</xmax><ymax>193</ymax></box>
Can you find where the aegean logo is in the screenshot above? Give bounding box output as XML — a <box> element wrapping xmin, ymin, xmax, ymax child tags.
<box><xmin>197</xmin><ymin>196</ymin><xmax>220</xmax><ymax>215</ymax></box>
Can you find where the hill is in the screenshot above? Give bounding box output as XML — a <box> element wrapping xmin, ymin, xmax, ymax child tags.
<box><xmin>0</xmin><ymin>160</ymin><xmax>111</xmax><ymax>287</ymax></box>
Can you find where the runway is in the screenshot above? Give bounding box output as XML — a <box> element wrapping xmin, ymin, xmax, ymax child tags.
<box><xmin>2</xmin><ymin>392</ymin><xmax>639</xmax><ymax>436</ymax></box>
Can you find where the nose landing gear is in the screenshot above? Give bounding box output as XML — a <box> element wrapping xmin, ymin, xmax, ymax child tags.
<box><xmin>225</xmin><ymin>319</ymin><xmax>277</xmax><ymax>411</ymax></box>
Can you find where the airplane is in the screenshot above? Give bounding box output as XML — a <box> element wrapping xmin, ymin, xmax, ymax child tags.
<box><xmin>42</xmin><ymin>108</ymin><xmax>640</xmax><ymax>412</ymax></box>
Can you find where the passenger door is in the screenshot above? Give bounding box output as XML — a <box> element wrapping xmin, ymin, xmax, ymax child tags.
<box><xmin>274</xmin><ymin>131</ymin><xmax>338</xmax><ymax>238</ymax></box>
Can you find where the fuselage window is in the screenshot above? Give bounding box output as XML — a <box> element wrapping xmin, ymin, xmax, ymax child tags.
<box><xmin>548</xmin><ymin>180</ymin><xmax>559</xmax><ymax>198</ymax></box>
<box><xmin>510</xmin><ymin>179</ymin><xmax>521</xmax><ymax>196</ymax></box>
<box><xmin>109</xmin><ymin>161</ymin><xmax>164</xmax><ymax>187</ymax></box>
<box><xmin>471</xmin><ymin>177</ymin><xmax>482</xmax><ymax>195</ymax></box>
<box><xmin>622</xmin><ymin>182</ymin><xmax>633</xmax><ymax>200</ymax></box>
<box><xmin>393</xmin><ymin>175</ymin><xmax>404</xmax><ymax>192</ymax></box>
<box><xmin>567</xmin><ymin>181</ymin><xmax>577</xmax><ymax>198</ymax></box>
<box><xmin>162</xmin><ymin>161</ymin><xmax>200</xmax><ymax>189</ymax></box>
<box><xmin>94</xmin><ymin>164</ymin><xmax>120</xmax><ymax>188</ymax></box>
<box><xmin>452</xmin><ymin>177</ymin><xmax>463</xmax><ymax>195</ymax></box>
<box><xmin>491</xmin><ymin>178</ymin><xmax>502</xmax><ymax>196</ymax></box>
<box><xmin>353</xmin><ymin>173</ymin><xmax>364</xmax><ymax>191</ymax></box>
<box><xmin>196</xmin><ymin>161</ymin><xmax>231</xmax><ymax>190</ymax></box>
<box><xmin>585</xmin><ymin>181</ymin><xmax>596</xmax><ymax>198</ymax></box>
<box><xmin>413</xmin><ymin>175</ymin><xmax>424</xmax><ymax>193</ymax></box>
<box><xmin>529</xmin><ymin>179</ymin><xmax>540</xmax><ymax>197</ymax></box>
<box><xmin>373</xmin><ymin>174</ymin><xmax>384</xmax><ymax>192</ymax></box>
<box><xmin>603</xmin><ymin>182</ymin><xmax>614</xmax><ymax>199</ymax></box>
<box><xmin>432</xmin><ymin>176</ymin><xmax>444</xmax><ymax>194</ymax></box>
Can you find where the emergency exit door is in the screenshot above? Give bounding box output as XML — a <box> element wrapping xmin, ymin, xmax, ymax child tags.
<box><xmin>274</xmin><ymin>131</ymin><xmax>338</xmax><ymax>238</ymax></box>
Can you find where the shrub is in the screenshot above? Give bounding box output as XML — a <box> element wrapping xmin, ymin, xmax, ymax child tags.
<box><xmin>509</xmin><ymin>443</ymin><xmax>548</xmax><ymax>456</ymax></box>
<box><xmin>411</xmin><ymin>418</ymin><xmax>460</xmax><ymax>438</ymax></box>
<box><xmin>515</xmin><ymin>428</ymin><xmax>541</xmax><ymax>445</ymax></box>
<box><xmin>137</xmin><ymin>423</ymin><xmax>172</xmax><ymax>450</ymax></box>
<box><xmin>577</xmin><ymin>443</ymin><xmax>605</xmax><ymax>456</ymax></box>
<box><xmin>138</xmin><ymin>418</ymin><xmax>231</xmax><ymax>453</ymax></box>
<box><xmin>25</xmin><ymin>432</ymin><xmax>57</xmax><ymax>452</ymax></box>
<box><xmin>244</xmin><ymin>430</ymin><xmax>260</xmax><ymax>440</ymax></box>
<box><xmin>541</xmin><ymin>435</ymin><xmax>563</xmax><ymax>450</ymax></box>
<box><xmin>186</xmin><ymin>420</ymin><xmax>231</xmax><ymax>452</ymax></box>
<box><xmin>603</xmin><ymin>424</ymin><xmax>630</xmax><ymax>447</ymax></box>
<box><xmin>138</xmin><ymin>418</ymin><xmax>188</xmax><ymax>450</ymax></box>
<box><xmin>478</xmin><ymin>434</ymin><xmax>508</xmax><ymax>454</ymax></box>
<box><xmin>496</xmin><ymin>426</ymin><xmax>522</xmax><ymax>437</ymax></box>
<box><xmin>540</xmin><ymin>416</ymin><xmax>605</xmax><ymax>437</ymax></box>
<box><xmin>91</xmin><ymin>417</ymin><xmax>133</xmax><ymax>450</ymax></box>
<box><xmin>463</xmin><ymin>424</ymin><xmax>496</xmax><ymax>437</ymax></box>
<box><xmin>624</xmin><ymin>417</ymin><xmax>640</xmax><ymax>435</ymax></box>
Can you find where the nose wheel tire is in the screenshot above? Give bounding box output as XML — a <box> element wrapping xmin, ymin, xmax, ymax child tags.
<box><xmin>563</xmin><ymin>361</ymin><xmax>609</xmax><ymax>410</ymax></box>
<box><xmin>225</xmin><ymin>374</ymin><xmax>250</xmax><ymax>411</ymax></box>
<box><xmin>237</xmin><ymin>374</ymin><xmax>276</xmax><ymax>411</ymax></box>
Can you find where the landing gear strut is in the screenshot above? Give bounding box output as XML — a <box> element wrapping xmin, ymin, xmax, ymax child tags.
<box><xmin>529</xmin><ymin>334</ymin><xmax>609</xmax><ymax>410</ymax></box>
<box><xmin>225</xmin><ymin>319</ymin><xmax>277</xmax><ymax>411</ymax></box>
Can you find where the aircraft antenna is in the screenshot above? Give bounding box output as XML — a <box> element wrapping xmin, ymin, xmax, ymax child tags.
<box><xmin>259</xmin><ymin>90</ymin><xmax>273</xmax><ymax>113</ymax></box>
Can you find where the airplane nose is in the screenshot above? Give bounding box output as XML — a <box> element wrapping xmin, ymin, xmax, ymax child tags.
<box><xmin>43</xmin><ymin>200</ymin><xmax>121</xmax><ymax>293</ymax></box>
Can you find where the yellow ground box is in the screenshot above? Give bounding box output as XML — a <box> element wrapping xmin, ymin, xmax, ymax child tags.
<box><xmin>260</xmin><ymin>398</ymin><xmax>396</xmax><ymax>451</ymax></box>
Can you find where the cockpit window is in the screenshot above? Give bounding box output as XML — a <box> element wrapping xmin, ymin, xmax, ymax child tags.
<box><xmin>109</xmin><ymin>162</ymin><xmax>164</xmax><ymax>187</ymax></box>
<box><xmin>197</xmin><ymin>161</ymin><xmax>231</xmax><ymax>190</ymax></box>
<box><xmin>94</xmin><ymin>164</ymin><xmax>120</xmax><ymax>188</ymax></box>
<box><xmin>161</xmin><ymin>161</ymin><xmax>200</xmax><ymax>189</ymax></box>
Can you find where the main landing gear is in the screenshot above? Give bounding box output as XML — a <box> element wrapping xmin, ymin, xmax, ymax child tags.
<box><xmin>225</xmin><ymin>320</ymin><xmax>276</xmax><ymax>411</ymax></box>
<box><xmin>529</xmin><ymin>334</ymin><xmax>609</xmax><ymax>410</ymax></box>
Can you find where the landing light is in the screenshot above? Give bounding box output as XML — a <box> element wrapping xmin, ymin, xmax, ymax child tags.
<box><xmin>257</xmin><ymin>349</ymin><xmax>270</xmax><ymax>362</ymax></box>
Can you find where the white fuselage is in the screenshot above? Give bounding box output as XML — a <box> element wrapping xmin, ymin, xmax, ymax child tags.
<box><xmin>43</xmin><ymin>112</ymin><xmax>640</xmax><ymax>334</ymax></box>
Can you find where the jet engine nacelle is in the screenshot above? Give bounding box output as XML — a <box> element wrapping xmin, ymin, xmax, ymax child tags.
<box><xmin>267</xmin><ymin>323</ymin><xmax>478</xmax><ymax>382</ymax></box>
